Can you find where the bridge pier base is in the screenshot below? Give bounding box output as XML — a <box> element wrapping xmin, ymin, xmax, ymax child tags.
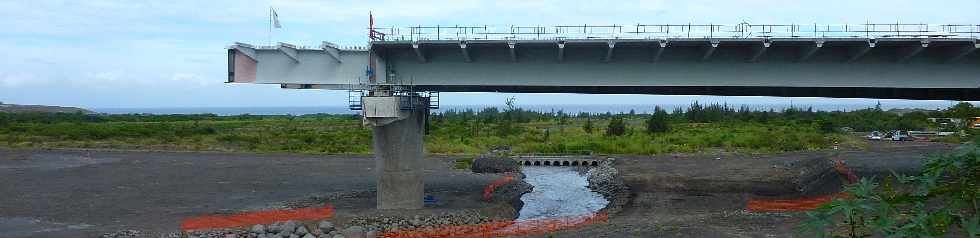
<box><xmin>364</xmin><ymin>96</ymin><xmax>428</xmax><ymax>210</ymax></box>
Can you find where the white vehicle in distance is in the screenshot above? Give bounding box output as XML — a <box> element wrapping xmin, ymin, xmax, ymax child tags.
<box><xmin>867</xmin><ymin>131</ymin><xmax>883</xmax><ymax>140</ymax></box>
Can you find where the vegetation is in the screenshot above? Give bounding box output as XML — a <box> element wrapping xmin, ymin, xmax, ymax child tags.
<box><xmin>799</xmin><ymin>137</ymin><xmax>980</xmax><ymax>237</ymax></box>
<box><xmin>0</xmin><ymin>102</ymin><xmax>977</xmax><ymax>155</ymax></box>
<box><xmin>645</xmin><ymin>106</ymin><xmax>670</xmax><ymax>134</ymax></box>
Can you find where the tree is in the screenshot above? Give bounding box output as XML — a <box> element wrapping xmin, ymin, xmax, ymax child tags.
<box><xmin>949</xmin><ymin>102</ymin><xmax>979</xmax><ymax>129</ymax></box>
<box><xmin>646</xmin><ymin>106</ymin><xmax>670</xmax><ymax>134</ymax></box>
<box><xmin>606</xmin><ymin>116</ymin><xmax>626</xmax><ymax>136</ymax></box>
<box><xmin>583</xmin><ymin>117</ymin><xmax>594</xmax><ymax>134</ymax></box>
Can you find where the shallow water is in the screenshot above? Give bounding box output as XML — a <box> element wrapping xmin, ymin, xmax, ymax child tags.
<box><xmin>516</xmin><ymin>166</ymin><xmax>609</xmax><ymax>220</ymax></box>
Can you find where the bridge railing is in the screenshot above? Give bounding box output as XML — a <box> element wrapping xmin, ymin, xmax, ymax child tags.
<box><xmin>371</xmin><ymin>23</ymin><xmax>980</xmax><ymax>41</ymax></box>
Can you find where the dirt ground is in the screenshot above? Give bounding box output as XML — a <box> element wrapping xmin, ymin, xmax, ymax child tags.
<box><xmin>541</xmin><ymin>140</ymin><xmax>958</xmax><ymax>237</ymax></box>
<box><xmin>0</xmin><ymin>149</ymin><xmax>504</xmax><ymax>238</ymax></box>
<box><xmin>0</xmin><ymin>139</ymin><xmax>959</xmax><ymax>238</ymax></box>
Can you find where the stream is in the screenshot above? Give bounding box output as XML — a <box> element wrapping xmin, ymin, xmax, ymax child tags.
<box><xmin>516</xmin><ymin>166</ymin><xmax>609</xmax><ymax>220</ymax></box>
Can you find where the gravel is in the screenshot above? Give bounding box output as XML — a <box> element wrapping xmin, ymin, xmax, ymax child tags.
<box><xmin>585</xmin><ymin>159</ymin><xmax>632</xmax><ymax>215</ymax></box>
<box><xmin>346</xmin><ymin>210</ymin><xmax>495</xmax><ymax>233</ymax></box>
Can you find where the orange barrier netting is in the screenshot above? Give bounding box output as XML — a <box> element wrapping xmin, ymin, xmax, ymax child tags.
<box><xmin>747</xmin><ymin>156</ymin><xmax>858</xmax><ymax>212</ymax></box>
<box><xmin>831</xmin><ymin>157</ymin><xmax>859</xmax><ymax>184</ymax></box>
<box><xmin>747</xmin><ymin>193</ymin><xmax>853</xmax><ymax>212</ymax></box>
<box><xmin>483</xmin><ymin>176</ymin><xmax>515</xmax><ymax>201</ymax></box>
<box><xmin>180</xmin><ymin>205</ymin><xmax>334</xmax><ymax>231</ymax></box>
<box><xmin>377</xmin><ymin>212</ymin><xmax>609</xmax><ymax>238</ymax></box>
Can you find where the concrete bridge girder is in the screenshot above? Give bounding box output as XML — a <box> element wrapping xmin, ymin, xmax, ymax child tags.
<box><xmin>228</xmin><ymin>38</ymin><xmax>980</xmax><ymax>100</ymax></box>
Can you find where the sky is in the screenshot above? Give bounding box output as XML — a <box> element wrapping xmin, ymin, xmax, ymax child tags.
<box><xmin>0</xmin><ymin>0</ymin><xmax>978</xmax><ymax>109</ymax></box>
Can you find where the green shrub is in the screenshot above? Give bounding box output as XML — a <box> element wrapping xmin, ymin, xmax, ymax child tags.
<box><xmin>799</xmin><ymin>142</ymin><xmax>980</xmax><ymax>237</ymax></box>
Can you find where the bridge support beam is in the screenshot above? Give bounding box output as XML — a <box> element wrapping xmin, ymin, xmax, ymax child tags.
<box><xmin>412</xmin><ymin>43</ymin><xmax>426</xmax><ymax>63</ymax></box>
<box><xmin>848</xmin><ymin>40</ymin><xmax>877</xmax><ymax>62</ymax></box>
<box><xmin>278</xmin><ymin>43</ymin><xmax>300</xmax><ymax>63</ymax></box>
<box><xmin>651</xmin><ymin>40</ymin><xmax>667</xmax><ymax>63</ymax></box>
<box><xmin>557</xmin><ymin>42</ymin><xmax>565</xmax><ymax>62</ymax></box>
<box><xmin>460</xmin><ymin>42</ymin><xmax>471</xmax><ymax>62</ymax></box>
<box><xmin>701</xmin><ymin>41</ymin><xmax>719</xmax><ymax>62</ymax></box>
<box><xmin>898</xmin><ymin>40</ymin><xmax>929</xmax><ymax>62</ymax></box>
<box><xmin>508</xmin><ymin>41</ymin><xmax>517</xmax><ymax>62</ymax></box>
<box><xmin>603</xmin><ymin>41</ymin><xmax>616</xmax><ymax>63</ymax></box>
<box><xmin>799</xmin><ymin>40</ymin><xmax>824</xmax><ymax>62</ymax></box>
<box><xmin>946</xmin><ymin>42</ymin><xmax>980</xmax><ymax>63</ymax></box>
<box><xmin>363</xmin><ymin>96</ymin><xmax>428</xmax><ymax>210</ymax></box>
<box><xmin>748</xmin><ymin>40</ymin><xmax>771</xmax><ymax>62</ymax></box>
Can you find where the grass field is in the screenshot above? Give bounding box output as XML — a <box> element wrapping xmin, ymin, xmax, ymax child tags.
<box><xmin>1</xmin><ymin>102</ymin><xmax>976</xmax><ymax>155</ymax></box>
<box><xmin>0</xmin><ymin>113</ymin><xmax>855</xmax><ymax>155</ymax></box>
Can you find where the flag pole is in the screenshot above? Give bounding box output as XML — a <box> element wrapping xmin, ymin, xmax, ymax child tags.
<box><xmin>268</xmin><ymin>7</ymin><xmax>272</xmax><ymax>46</ymax></box>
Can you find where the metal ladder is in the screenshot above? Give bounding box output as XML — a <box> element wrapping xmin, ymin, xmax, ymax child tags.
<box><xmin>348</xmin><ymin>89</ymin><xmax>363</xmax><ymax>110</ymax></box>
<box><xmin>428</xmin><ymin>91</ymin><xmax>440</xmax><ymax>109</ymax></box>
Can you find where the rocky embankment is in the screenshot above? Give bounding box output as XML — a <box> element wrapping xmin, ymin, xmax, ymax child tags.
<box><xmin>180</xmin><ymin>220</ymin><xmax>357</xmax><ymax>238</ymax></box>
<box><xmin>585</xmin><ymin>159</ymin><xmax>631</xmax><ymax>215</ymax></box>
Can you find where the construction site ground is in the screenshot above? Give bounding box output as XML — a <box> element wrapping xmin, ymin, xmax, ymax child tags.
<box><xmin>0</xmin><ymin>139</ymin><xmax>957</xmax><ymax>237</ymax></box>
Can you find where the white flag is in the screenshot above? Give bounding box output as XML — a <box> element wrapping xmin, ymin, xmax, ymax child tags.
<box><xmin>272</xmin><ymin>8</ymin><xmax>281</xmax><ymax>28</ymax></box>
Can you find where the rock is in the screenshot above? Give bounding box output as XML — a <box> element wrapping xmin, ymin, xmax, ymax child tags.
<box><xmin>365</xmin><ymin>229</ymin><xmax>379</xmax><ymax>238</ymax></box>
<box><xmin>318</xmin><ymin>221</ymin><xmax>335</xmax><ymax>233</ymax></box>
<box><xmin>289</xmin><ymin>234</ymin><xmax>300</xmax><ymax>238</ymax></box>
<box><xmin>341</xmin><ymin>226</ymin><xmax>366</xmax><ymax>238</ymax></box>
<box><xmin>282</xmin><ymin>220</ymin><xmax>298</xmax><ymax>233</ymax></box>
<box><xmin>277</xmin><ymin>230</ymin><xmax>291</xmax><ymax>238</ymax></box>
<box><xmin>268</xmin><ymin>222</ymin><xmax>283</xmax><ymax>233</ymax></box>
<box><xmin>302</xmin><ymin>234</ymin><xmax>315</xmax><ymax>238</ymax></box>
<box><xmin>332</xmin><ymin>235</ymin><xmax>345</xmax><ymax>238</ymax></box>
<box><xmin>270</xmin><ymin>235</ymin><xmax>283</xmax><ymax>238</ymax></box>
<box><xmin>256</xmin><ymin>234</ymin><xmax>269</xmax><ymax>238</ymax></box>
<box><xmin>295</xmin><ymin>226</ymin><xmax>309</xmax><ymax>235</ymax></box>
<box><xmin>251</xmin><ymin>224</ymin><xmax>267</xmax><ymax>233</ymax></box>
<box><xmin>225</xmin><ymin>234</ymin><xmax>238</xmax><ymax>238</ymax></box>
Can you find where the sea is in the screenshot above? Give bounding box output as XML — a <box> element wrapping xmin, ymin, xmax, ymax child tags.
<box><xmin>92</xmin><ymin>102</ymin><xmax>963</xmax><ymax>116</ymax></box>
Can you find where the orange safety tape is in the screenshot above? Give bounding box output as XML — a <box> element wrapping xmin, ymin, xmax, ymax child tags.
<box><xmin>483</xmin><ymin>176</ymin><xmax>514</xmax><ymax>201</ymax></box>
<box><xmin>180</xmin><ymin>205</ymin><xmax>334</xmax><ymax>231</ymax></box>
<box><xmin>747</xmin><ymin>155</ymin><xmax>858</xmax><ymax>212</ymax></box>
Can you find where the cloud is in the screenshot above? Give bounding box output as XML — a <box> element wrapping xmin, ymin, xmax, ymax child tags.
<box><xmin>170</xmin><ymin>73</ymin><xmax>214</xmax><ymax>87</ymax></box>
<box><xmin>0</xmin><ymin>73</ymin><xmax>38</xmax><ymax>88</ymax></box>
<box><xmin>1</xmin><ymin>0</ymin><xmax>979</xmax><ymax>108</ymax></box>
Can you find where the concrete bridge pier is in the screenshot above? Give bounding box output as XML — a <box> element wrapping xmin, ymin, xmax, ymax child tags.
<box><xmin>363</xmin><ymin>95</ymin><xmax>428</xmax><ymax>210</ymax></box>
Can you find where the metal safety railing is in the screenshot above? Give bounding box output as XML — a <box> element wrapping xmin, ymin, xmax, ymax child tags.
<box><xmin>370</xmin><ymin>23</ymin><xmax>980</xmax><ymax>41</ymax></box>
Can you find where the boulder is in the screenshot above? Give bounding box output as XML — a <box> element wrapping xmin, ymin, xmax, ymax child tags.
<box><xmin>341</xmin><ymin>226</ymin><xmax>366</xmax><ymax>238</ymax></box>
<box><xmin>318</xmin><ymin>220</ymin><xmax>335</xmax><ymax>233</ymax></box>
<box><xmin>250</xmin><ymin>224</ymin><xmax>267</xmax><ymax>234</ymax></box>
<box><xmin>295</xmin><ymin>226</ymin><xmax>308</xmax><ymax>235</ymax></box>
<box><xmin>470</xmin><ymin>155</ymin><xmax>520</xmax><ymax>173</ymax></box>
